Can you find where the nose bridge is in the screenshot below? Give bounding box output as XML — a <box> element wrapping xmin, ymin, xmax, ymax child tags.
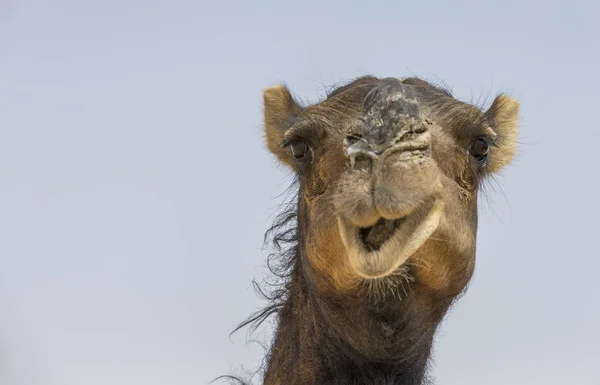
<box><xmin>345</xmin><ymin>78</ymin><xmax>426</xmax><ymax>161</ymax></box>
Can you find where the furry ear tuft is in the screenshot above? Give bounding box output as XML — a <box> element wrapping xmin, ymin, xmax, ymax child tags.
<box><xmin>263</xmin><ymin>85</ymin><xmax>302</xmax><ymax>168</ymax></box>
<box><xmin>485</xmin><ymin>95</ymin><xmax>520</xmax><ymax>173</ymax></box>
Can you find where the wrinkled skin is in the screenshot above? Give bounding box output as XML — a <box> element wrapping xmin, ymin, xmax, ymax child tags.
<box><xmin>259</xmin><ymin>76</ymin><xmax>519</xmax><ymax>384</ymax></box>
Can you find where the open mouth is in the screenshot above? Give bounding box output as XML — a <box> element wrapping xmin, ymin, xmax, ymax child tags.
<box><xmin>338</xmin><ymin>198</ymin><xmax>445</xmax><ymax>279</ymax></box>
<box><xmin>359</xmin><ymin>218</ymin><xmax>406</xmax><ymax>252</ymax></box>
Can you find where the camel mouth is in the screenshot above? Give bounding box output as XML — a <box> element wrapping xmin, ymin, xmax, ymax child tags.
<box><xmin>359</xmin><ymin>218</ymin><xmax>406</xmax><ymax>252</ymax></box>
<box><xmin>338</xmin><ymin>198</ymin><xmax>445</xmax><ymax>279</ymax></box>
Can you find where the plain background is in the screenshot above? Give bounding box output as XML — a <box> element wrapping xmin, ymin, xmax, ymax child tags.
<box><xmin>1</xmin><ymin>1</ymin><xmax>599</xmax><ymax>384</ymax></box>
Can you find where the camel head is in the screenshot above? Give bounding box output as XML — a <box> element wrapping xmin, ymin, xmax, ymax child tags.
<box><xmin>262</xmin><ymin>76</ymin><xmax>519</xmax><ymax>360</ymax></box>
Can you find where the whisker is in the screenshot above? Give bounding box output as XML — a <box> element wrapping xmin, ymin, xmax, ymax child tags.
<box><xmin>407</xmin><ymin>259</ymin><xmax>432</xmax><ymax>270</ymax></box>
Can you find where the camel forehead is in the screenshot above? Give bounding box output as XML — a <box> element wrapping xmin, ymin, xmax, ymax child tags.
<box><xmin>303</xmin><ymin>77</ymin><xmax>477</xmax><ymax>124</ymax></box>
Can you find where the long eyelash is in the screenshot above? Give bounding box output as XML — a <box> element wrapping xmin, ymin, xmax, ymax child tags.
<box><xmin>486</xmin><ymin>137</ymin><xmax>499</xmax><ymax>147</ymax></box>
<box><xmin>282</xmin><ymin>136</ymin><xmax>304</xmax><ymax>148</ymax></box>
<box><xmin>281</xmin><ymin>138</ymin><xmax>294</xmax><ymax>148</ymax></box>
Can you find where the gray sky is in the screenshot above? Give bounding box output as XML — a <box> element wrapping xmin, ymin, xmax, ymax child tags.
<box><xmin>0</xmin><ymin>1</ymin><xmax>598</xmax><ymax>384</ymax></box>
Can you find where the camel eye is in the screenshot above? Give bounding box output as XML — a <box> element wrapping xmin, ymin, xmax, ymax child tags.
<box><xmin>470</xmin><ymin>138</ymin><xmax>489</xmax><ymax>164</ymax></box>
<box><xmin>290</xmin><ymin>140</ymin><xmax>310</xmax><ymax>160</ymax></box>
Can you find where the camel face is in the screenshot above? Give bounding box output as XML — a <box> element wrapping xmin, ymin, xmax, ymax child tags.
<box><xmin>263</xmin><ymin>76</ymin><xmax>519</xmax><ymax>297</ymax></box>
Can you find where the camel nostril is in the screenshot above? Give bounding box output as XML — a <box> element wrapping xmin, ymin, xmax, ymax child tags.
<box><xmin>346</xmin><ymin>137</ymin><xmax>374</xmax><ymax>157</ymax></box>
<box><xmin>346</xmin><ymin>134</ymin><xmax>362</xmax><ymax>145</ymax></box>
<box><xmin>345</xmin><ymin>138</ymin><xmax>378</xmax><ymax>170</ymax></box>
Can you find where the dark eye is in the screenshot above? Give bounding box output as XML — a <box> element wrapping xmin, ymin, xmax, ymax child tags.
<box><xmin>470</xmin><ymin>138</ymin><xmax>489</xmax><ymax>164</ymax></box>
<box><xmin>290</xmin><ymin>140</ymin><xmax>310</xmax><ymax>160</ymax></box>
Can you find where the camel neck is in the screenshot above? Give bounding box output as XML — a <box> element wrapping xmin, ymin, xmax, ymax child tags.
<box><xmin>262</xmin><ymin>269</ymin><xmax>433</xmax><ymax>385</ymax></box>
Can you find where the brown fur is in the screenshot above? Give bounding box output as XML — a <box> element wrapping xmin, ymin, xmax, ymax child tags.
<box><xmin>233</xmin><ymin>76</ymin><xmax>519</xmax><ymax>385</ymax></box>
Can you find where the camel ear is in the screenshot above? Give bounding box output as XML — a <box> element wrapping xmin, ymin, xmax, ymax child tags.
<box><xmin>485</xmin><ymin>95</ymin><xmax>520</xmax><ymax>173</ymax></box>
<box><xmin>263</xmin><ymin>85</ymin><xmax>302</xmax><ymax>169</ymax></box>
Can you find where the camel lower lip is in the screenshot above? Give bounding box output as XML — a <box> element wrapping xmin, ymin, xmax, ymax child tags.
<box><xmin>338</xmin><ymin>198</ymin><xmax>445</xmax><ymax>279</ymax></box>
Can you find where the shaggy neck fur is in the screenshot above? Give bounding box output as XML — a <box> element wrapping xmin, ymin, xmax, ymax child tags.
<box><xmin>262</xmin><ymin>270</ymin><xmax>436</xmax><ymax>385</ymax></box>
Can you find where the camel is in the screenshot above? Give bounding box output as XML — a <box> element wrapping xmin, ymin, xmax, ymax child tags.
<box><xmin>229</xmin><ymin>76</ymin><xmax>519</xmax><ymax>385</ymax></box>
